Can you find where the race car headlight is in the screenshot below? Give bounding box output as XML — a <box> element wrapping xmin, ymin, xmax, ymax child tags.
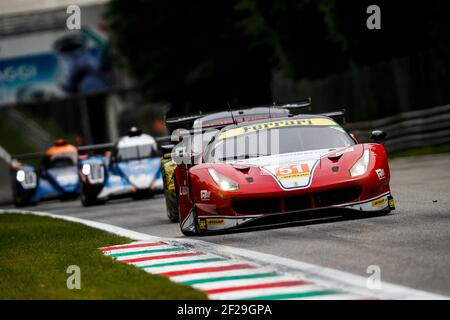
<box><xmin>16</xmin><ymin>170</ymin><xmax>25</xmax><ymax>182</ymax></box>
<box><xmin>81</xmin><ymin>163</ymin><xmax>91</xmax><ymax>176</ymax></box>
<box><xmin>16</xmin><ymin>169</ymin><xmax>37</xmax><ymax>188</ymax></box>
<box><xmin>82</xmin><ymin>163</ymin><xmax>104</xmax><ymax>184</ymax></box>
<box><xmin>350</xmin><ymin>149</ymin><xmax>370</xmax><ymax>177</ymax></box>
<box><xmin>207</xmin><ymin>168</ymin><xmax>239</xmax><ymax>191</ymax></box>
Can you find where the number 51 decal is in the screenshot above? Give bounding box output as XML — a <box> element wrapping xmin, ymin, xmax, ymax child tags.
<box><xmin>275</xmin><ymin>163</ymin><xmax>310</xmax><ymax>178</ymax></box>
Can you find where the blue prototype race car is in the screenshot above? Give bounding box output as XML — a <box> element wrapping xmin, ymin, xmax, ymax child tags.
<box><xmin>78</xmin><ymin>128</ymin><xmax>163</xmax><ymax>206</ymax></box>
<box><xmin>10</xmin><ymin>139</ymin><xmax>80</xmax><ymax>206</ymax></box>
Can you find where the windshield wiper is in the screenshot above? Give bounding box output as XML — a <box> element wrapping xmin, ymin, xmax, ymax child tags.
<box><xmin>242</xmin><ymin>153</ymin><xmax>271</xmax><ymax>159</ymax></box>
<box><xmin>220</xmin><ymin>153</ymin><xmax>271</xmax><ymax>161</ymax></box>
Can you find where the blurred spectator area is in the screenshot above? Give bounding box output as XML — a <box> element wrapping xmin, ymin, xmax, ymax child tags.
<box><xmin>0</xmin><ymin>0</ymin><xmax>168</xmax><ymax>148</ymax></box>
<box><xmin>0</xmin><ymin>1</ymin><xmax>109</xmax><ymax>36</ymax></box>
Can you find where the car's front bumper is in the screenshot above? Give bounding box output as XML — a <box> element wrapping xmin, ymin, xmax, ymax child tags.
<box><xmin>183</xmin><ymin>192</ymin><xmax>395</xmax><ymax>235</ymax></box>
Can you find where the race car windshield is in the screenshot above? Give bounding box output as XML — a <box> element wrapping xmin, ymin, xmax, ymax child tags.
<box><xmin>117</xmin><ymin>144</ymin><xmax>159</xmax><ymax>161</ymax></box>
<box><xmin>47</xmin><ymin>157</ymin><xmax>76</xmax><ymax>168</ymax></box>
<box><xmin>207</xmin><ymin>125</ymin><xmax>354</xmax><ymax>162</ymax></box>
<box><xmin>45</xmin><ymin>152</ymin><xmax>77</xmax><ymax>168</ymax></box>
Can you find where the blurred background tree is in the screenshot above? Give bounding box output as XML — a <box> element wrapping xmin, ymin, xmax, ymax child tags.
<box><xmin>107</xmin><ymin>0</ymin><xmax>450</xmax><ymax>115</ymax></box>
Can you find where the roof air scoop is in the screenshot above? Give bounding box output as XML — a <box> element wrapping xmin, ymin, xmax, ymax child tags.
<box><xmin>328</xmin><ymin>153</ymin><xmax>343</xmax><ymax>161</ymax></box>
<box><xmin>232</xmin><ymin>164</ymin><xmax>251</xmax><ymax>173</ymax></box>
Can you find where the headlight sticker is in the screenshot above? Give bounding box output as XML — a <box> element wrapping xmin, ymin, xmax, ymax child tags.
<box><xmin>200</xmin><ymin>190</ymin><xmax>211</xmax><ymax>200</ymax></box>
<box><xmin>376</xmin><ymin>168</ymin><xmax>386</xmax><ymax>180</ymax></box>
<box><xmin>371</xmin><ymin>197</ymin><xmax>386</xmax><ymax>207</ymax></box>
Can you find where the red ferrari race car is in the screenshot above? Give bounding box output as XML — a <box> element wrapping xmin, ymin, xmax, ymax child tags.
<box><xmin>174</xmin><ymin>112</ymin><xmax>395</xmax><ymax>235</ymax></box>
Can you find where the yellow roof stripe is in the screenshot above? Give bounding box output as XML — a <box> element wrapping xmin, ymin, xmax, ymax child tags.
<box><xmin>218</xmin><ymin>118</ymin><xmax>337</xmax><ymax>140</ymax></box>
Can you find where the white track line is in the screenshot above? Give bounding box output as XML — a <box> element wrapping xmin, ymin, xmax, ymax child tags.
<box><xmin>1</xmin><ymin>209</ymin><xmax>447</xmax><ymax>300</ymax></box>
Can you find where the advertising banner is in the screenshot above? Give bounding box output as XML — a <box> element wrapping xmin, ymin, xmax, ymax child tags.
<box><xmin>0</xmin><ymin>24</ymin><xmax>112</xmax><ymax>106</ymax></box>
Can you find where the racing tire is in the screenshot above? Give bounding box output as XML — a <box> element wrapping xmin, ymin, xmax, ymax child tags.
<box><xmin>132</xmin><ymin>191</ymin><xmax>154</xmax><ymax>200</ymax></box>
<box><xmin>13</xmin><ymin>195</ymin><xmax>35</xmax><ymax>207</ymax></box>
<box><xmin>180</xmin><ymin>227</ymin><xmax>199</xmax><ymax>237</ymax></box>
<box><xmin>379</xmin><ymin>208</ymin><xmax>392</xmax><ymax>215</ymax></box>
<box><xmin>59</xmin><ymin>193</ymin><xmax>79</xmax><ymax>201</ymax></box>
<box><xmin>166</xmin><ymin>207</ymin><xmax>179</xmax><ymax>223</ymax></box>
<box><xmin>12</xmin><ymin>187</ymin><xmax>35</xmax><ymax>207</ymax></box>
<box><xmin>166</xmin><ymin>178</ymin><xmax>179</xmax><ymax>222</ymax></box>
<box><xmin>80</xmin><ymin>192</ymin><xmax>102</xmax><ymax>207</ymax></box>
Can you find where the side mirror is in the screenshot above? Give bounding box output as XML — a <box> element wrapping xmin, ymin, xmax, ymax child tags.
<box><xmin>171</xmin><ymin>129</ymin><xmax>183</xmax><ymax>143</ymax></box>
<box><xmin>349</xmin><ymin>133</ymin><xmax>359</xmax><ymax>144</ymax></box>
<box><xmin>370</xmin><ymin>130</ymin><xmax>387</xmax><ymax>143</ymax></box>
<box><xmin>161</xmin><ymin>144</ymin><xmax>174</xmax><ymax>152</ymax></box>
<box><xmin>191</xmin><ymin>152</ymin><xmax>202</xmax><ymax>166</ymax></box>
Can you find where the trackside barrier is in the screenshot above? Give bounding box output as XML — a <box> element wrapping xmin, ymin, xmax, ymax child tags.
<box><xmin>4</xmin><ymin>109</ymin><xmax>54</xmax><ymax>150</ymax></box>
<box><xmin>345</xmin><ymin>104</ymin><xmax>450</xmax><ymax>153</ymax></box>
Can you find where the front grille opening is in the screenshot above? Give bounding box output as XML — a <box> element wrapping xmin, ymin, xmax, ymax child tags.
<box><xmin>284</xmin><ymin>195</ymin><xmax>312</xmax><ymax>212</ymax></box>
<box><xmin>314</xmin><ymin>187</ymin><xmax>361</xmax><ymax>207</ymax></box>
<box><xmin>232</xmin><ymin>198</ymin><xmax>280</xmax><ymax>215</ymax></box>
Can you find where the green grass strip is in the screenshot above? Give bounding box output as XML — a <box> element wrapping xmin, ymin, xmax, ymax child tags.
<box><xmin>109</xmin><ymin>247</ymin><xmax>182</xmax><ymax>257</ymax></box>
<box><xmin>241</xmin><ymin>290</ymin><xmax>340</xmax><ymax>300</ymax></box>
<box><xmin>183</xmin><ymin>272</ymin><xmax>280</xmax><ymax>285</ymax></box>
<box><xmin>140</xmin><ymin>258</ymin><xmax>225</xmax><ymax>269</ymax></box>
<box><xmin>0</xmin><ymin>213</ymin><xmax>206</xmax><ymax>299</ymax></box>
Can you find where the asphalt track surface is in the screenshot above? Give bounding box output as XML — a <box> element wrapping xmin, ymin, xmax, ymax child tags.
<box><xmin>3</xmin><ymin>154</ymin><xmax>450</xmax><ymax>296</ymax></box>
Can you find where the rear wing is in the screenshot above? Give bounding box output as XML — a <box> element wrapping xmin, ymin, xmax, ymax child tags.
<box><xmin>319</xmin><ymin>109</ymin><xmax>346</xmax><ymax>124</ymax></box>
<box><xmin>275</xmin><ymin>98</ymin><xmax>312</xmax><ymax>115</ymax></box>
<box><xmin>278</xmin><ymin>98</ymin><xmax>346</xmax><ymax>123</ymax></box>
<box><xmin>164</xmin><ymin>98</ymin><xmax>313</xmax><ymax>132</ymax></box>
<box><xmin>11</xmin><ymin>137</ymin><xmax>172</xmax><ymax>162</ymax></box>
<box><xmin>78</xmin><ymin>136</ymin><xmax>174</xmax><ymax>155</ymax></box>
<box><xmin>11</xmin><ymin>151</ymin><xmax>45</xmax><ymax>162</ymax></box>
<box><xmin>78</xmin><ymin>142</ymin><xmax>114</xmax><ymax>155</ymax></box>
<box><xmin>165</xmin><ymin>113</ymin><xmax>206</xmax><ymax>132</ymax></box>
<box><xmin>161</xmin><ymin>98</ymin><xmax>350</xmax><ymax>147</ymax></box>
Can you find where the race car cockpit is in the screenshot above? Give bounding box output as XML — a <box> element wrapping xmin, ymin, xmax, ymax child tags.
<box><xmin>10</xmin><ymin>139</ymin><xmax>81</xmax><ymax>206</ymax></box>
<box><xmin>78</xmin><ymin>127</ymin><xmax>164</xmax><ymax>206</ymax></box>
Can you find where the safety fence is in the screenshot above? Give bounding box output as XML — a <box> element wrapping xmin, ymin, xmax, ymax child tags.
<box><xmin>344</xmin><ymin>104</ymin><xmax>450</xmax><ymax>153</ymax></box>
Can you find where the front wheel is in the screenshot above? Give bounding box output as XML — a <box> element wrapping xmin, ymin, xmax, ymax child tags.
<box><xmin>165</xmin><ymin>192</ymin><xmax>179</xmax><ymax>222</ymax></box>
<box><xmin>167</xmin><ymin>208</ymin><xmax>179</xmax><ymax>222</ymax></box>
<box><xmin>12</xmin><ymin>187</ymin><xmax>35</xmax><ymax>207</ymax></box>
<box><xmin>166</xmin><ymin>179</ymin><xmax>179</xmax><ymax>222</ymax></box>
<box><xmin>80</xmin><ymin>192</ymin><xmax>101</xmax><ymax>207</ymax></box>
<box><xmin>180</xmin><ymin>225</ymin><xmax>199</xmax><ymax>236</ymax></box>
<box><xmin>13</xmin><ymin>195</ymin><xmax>35</xmax><ymax>207</ymax></box>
